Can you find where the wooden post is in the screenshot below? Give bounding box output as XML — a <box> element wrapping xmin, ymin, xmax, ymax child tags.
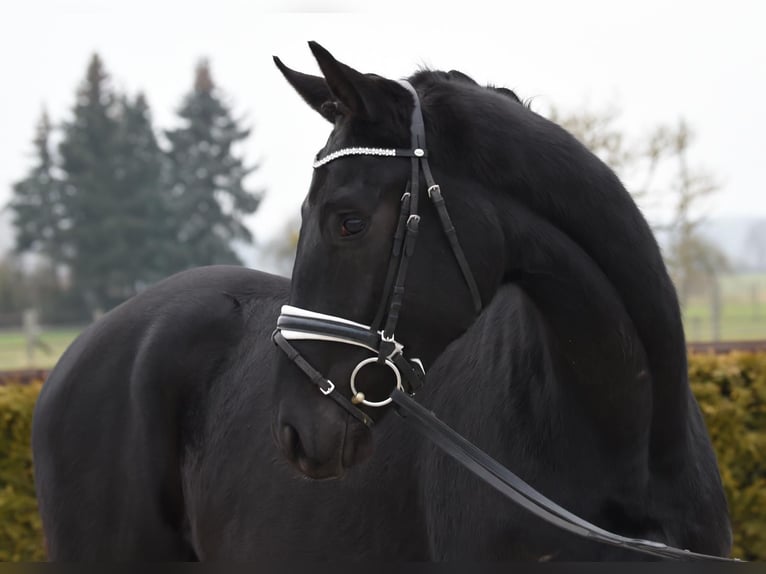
<box><xmin>691</xmin><ymin>316</ymin><xmax>702</xmax><ymax>342</ymax></box>
<box><xmin>711</xmin><ymin>279</ymin><xmax>722</xmax><ymax>343</ymax></box>
<box><xmin>752</xmin><ymin>282</ymin><xmax>760</xmax><ymax>321</ymax></box>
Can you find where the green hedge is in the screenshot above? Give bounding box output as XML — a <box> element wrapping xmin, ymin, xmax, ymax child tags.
<box><xmin>1</xmin><ymin>354</ymin><xmax>765</xmax><ymax>561</ymax></box>
<box><xmin>0</xmin><ymin>380</ymin><xmax>44</xmax><ymax>561</ymax></box>
<box><xmin>689</xmin><ymin>353</ymin><xmax>766</xmax><ymax>560</ymax></box>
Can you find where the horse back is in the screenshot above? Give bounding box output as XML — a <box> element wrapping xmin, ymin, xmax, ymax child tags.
<box><xmin>32</xmin><ymin>265</ymin><xmax>288</xmax><ymax>560</ymax></box>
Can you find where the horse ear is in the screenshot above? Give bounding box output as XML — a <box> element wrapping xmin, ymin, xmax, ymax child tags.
<box><xmin>307</xmin><ymin>41</ymin><xmax>376</xmax><ymax>120</ymax></box>
<box><xmin>273</xmin><ymin>56</ymin><xmax>339</xmax><ymax>123</ymax></box>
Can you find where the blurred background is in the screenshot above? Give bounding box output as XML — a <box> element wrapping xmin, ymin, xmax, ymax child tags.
<box><xmin>1</xmin><ymin>0</ymin><xmax>765</xmax><ymax>368</ymax></box>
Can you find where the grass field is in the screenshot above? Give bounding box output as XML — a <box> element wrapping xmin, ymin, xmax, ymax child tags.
<box><xmin>683</xmin><ymin>272</ymin><xmax>766</xmax><ymax>342</ymax></box>
<box><xmin>0</xmin><ymin>327</ymin><xmax>81</xmax><ymax>370</ymax></box>
<box><xmin>1</xmin><ymin>273</ymin><xmax>766</xmax><ymax>370</ymax></box>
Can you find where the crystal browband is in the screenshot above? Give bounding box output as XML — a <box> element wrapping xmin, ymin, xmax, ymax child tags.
<box><xmin>313</xmin><ymin>146</ymin><xmax>425</xmax><ymax>169</ymax></box>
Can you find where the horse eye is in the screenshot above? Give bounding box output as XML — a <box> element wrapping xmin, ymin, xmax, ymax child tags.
<box><xmin>341</xmin><ymin>217</ymin><xmax>367</xmax><ymax>237</ymax></box>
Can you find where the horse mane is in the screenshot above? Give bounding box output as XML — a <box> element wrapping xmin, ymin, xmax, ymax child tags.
<box><xmin>407</xmin><ymin>68</ymin><xmax>690</xmax><ymax>468</ymax></box>
<box><xmin>409</xmin><ymin>68</ymin><xmax>528</xmax><ymax>107</ymax></box>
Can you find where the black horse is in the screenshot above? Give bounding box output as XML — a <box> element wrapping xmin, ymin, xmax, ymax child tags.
<box><xmin>32</xmin><ymin>43</ymin><xmax>732</xmax><ymax>560</ymax></box>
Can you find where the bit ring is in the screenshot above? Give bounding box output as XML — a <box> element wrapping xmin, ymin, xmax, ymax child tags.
<box><xmin>349</xmin><ymin>357</ymin><xmax>402</xmax><ymax>407</ymax></box>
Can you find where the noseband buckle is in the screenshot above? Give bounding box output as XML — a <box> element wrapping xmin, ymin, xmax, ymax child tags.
<box><xmin>320</xmin><ymin>379</ymin><xmax>336</xmax><ymax>396</ymax></box>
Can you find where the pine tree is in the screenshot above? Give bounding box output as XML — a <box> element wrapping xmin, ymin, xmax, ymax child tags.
<box><xmin>112</xmin><ymin>93</ymin><xmax>178</xmax><ymax>289</ymax></box>
<box><xmin>56</xmin><ymin>55</ymin><xmax>173</xmax><ymax>311</ymax></box>
<box><xmin>9</xmin><ymin>111</ymin><xmax>86</xmax><ymax>321</ymax></box>
<box><xmin>57</xmin><ymin>54</ymin><xmax>124</xmax><ymax>311</ymax></box>
<box><xmin>9</xmin><ymin>110</ymin><xmax>65</xmax><ymax>262</ymax></box>
<box><xmin>165</xmin><ymin>60</ymin><xmax>261</xmax><ymax>267</ymax></box>
<box><xmin>10</xmin><ymin>54</ymin><xmax>262</xmax><ymax>316</ymax></box>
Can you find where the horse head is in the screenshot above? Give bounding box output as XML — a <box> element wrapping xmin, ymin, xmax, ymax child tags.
<box><xmin>271</xmin><ymin>42</ymin><xmax>686</xmax><ymax>483</ymax></box>
<box><xmin>271</xmin><ymin>43</ymin><xmax>504</xmax><ymax>478</ymax></box>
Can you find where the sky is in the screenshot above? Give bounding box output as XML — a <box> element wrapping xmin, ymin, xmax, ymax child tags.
<box><xmin>1</xmin><ymin>0</ymin><xmax>765</xmax><ymax>263</ymax></box>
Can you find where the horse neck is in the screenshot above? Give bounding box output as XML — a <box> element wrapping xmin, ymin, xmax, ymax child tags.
<box><xmin>492</xmin><ymin>199</ymin><xmax>653</xmax><ymax>446</ymax></box>
<box><xmin>460</xmin><ymin>110</ymin><xmax>690</xmax><ymax>469</ymax></box>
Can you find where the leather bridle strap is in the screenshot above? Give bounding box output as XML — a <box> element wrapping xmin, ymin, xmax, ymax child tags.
<box><xmin>273</xmin><ymin>331</ymin><xmax>373</xmax><ymax>427</ymax></box>
<box><xmin>428</xmin><ymin>185</ymin><xmax>482</xmax><ymax>313</ymax></box>
<box><xmin>274</xmin><ymin>304</ymin><xmax>425</xmax><ymax>422</ymax></box>
<box><xmin>371</xmin><ymin>189</ymin><xmax>412</xmax><ymax>332</ymax></box>
<box><xmin>373</xmin><ymin>80</ymin><xmax>425</xmax><ymax>341</ymax></box>
<box><xmin>391</xmin><ymin>389</ymin><xmax>740</xmax><ymax>562</ymax></box>
<box><xmin>398</xmin><ymin>81</ymin><xmax>482</xmax><ymax>315</ymax></box>
<box><xmin>371</xmin><ymin>80</ymin><xmax>482</xmax><ymax>340</ymax></box>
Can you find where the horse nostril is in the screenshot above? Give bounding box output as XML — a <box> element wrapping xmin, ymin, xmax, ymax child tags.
<box><xmin>276</xmin><ymin>420</ymin><xmax>350</xmax><ymax>479</ymax></box>
<box><xmin>280</xmin><ymin>424</ymin><xmax>302</xmax><ymax>462</ymax></box>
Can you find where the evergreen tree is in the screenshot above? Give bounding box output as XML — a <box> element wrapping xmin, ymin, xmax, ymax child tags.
<box><xmin>56</xmin><ymin>55</ymin><xmax>173</xmax><ymax>311</ymax></box>
<box><xmin>112</xmin><ymin>93</ymin><xmax>178</xmax><ymax>289</ymax></box>
<box><xmin>9</xmin><ymin>110</ymin><xmax>65</xmax><ymax>262</ymax></box>
<box><xmin>57</xmin><ymin>53</ymin><xmax>124</xmax><ymax>310</ymax></box>
<box><xmin>9</xmin><ymin>54</ymin><xmax>262</xmax><ymax>317</ymax></box>
<box><xmin>0</xmin><ymin>255</ymin><xmax>31</xmax><ymax>320</ymax></box>
<box><xmin>165</xmin><ymin>60</ymin><xmax>261</xmax><ymax>267</ymax></box>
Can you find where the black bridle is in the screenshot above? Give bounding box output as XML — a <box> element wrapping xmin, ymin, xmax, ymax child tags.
<box><xmin>272</xmin><ymin>81</ymin><xmax>740</xmax><ymax>562</ymax></box>
<box><xmin>273</xmin><ymin>79</ymin><xmax>481</xmax><ymax>427</ymax></box>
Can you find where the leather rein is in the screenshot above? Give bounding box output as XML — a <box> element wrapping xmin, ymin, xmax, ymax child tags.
<box><xmin>271</xmin><ymin>80</ymin><xmax>740</xmax><ymax>562</ymax></box>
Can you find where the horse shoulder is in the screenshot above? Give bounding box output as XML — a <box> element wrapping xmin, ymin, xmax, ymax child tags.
<box><xmin>32</xmin><ymin>265</ymin><xmax>288</xmax><ymax>559</ymax></box>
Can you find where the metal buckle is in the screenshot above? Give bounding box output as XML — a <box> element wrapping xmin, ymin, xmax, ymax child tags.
<box><xmin>378</xmin><ymin>332</ymin><xmax>404</xmax><ymax>360</ymax></box>
<box><xmin>410</xmin><ymin>358</ymin><xmax>425</xmax><ymax>374</ymax></box>
<box><xmin>407</xmin><ymin>214</ymin><xmax>421</xmax><ymax>226</ymax></box>
<box><xmin>427</xmin><ymin>184</ymin><xmax>440</xmax><ymax>198</ymax></box>
<box><xmin>320</xmin><ymin>380</ymin><xmax>335</xmax><ymax>395</ymax></box>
